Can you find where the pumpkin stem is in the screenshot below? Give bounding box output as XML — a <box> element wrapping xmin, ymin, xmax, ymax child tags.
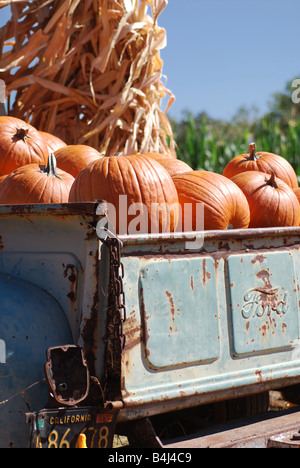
<box><xmin>248</xmin><ymin>142</ymin><xmax>260</xmax><ymax>161</ymax></box>
<box><xmin>265</xmin><ymin>169</ymin><xmax>279</xmax><ymax>189</ymax></box>
<box><xmin>15</xmin><ymin>127</ymin><xmax>30</xmax><ymax>142</ymax></box>
<box><xmin>41</xmin><ymin>152</ymin><xmax>62</xmax><ymax>179</ymax></box>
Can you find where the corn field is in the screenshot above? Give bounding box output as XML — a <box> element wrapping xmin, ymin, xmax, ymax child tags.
<box><xmin>172</xmin><ymin>112</ymin><xmax>300</xmax><ymax>177</ymax></box>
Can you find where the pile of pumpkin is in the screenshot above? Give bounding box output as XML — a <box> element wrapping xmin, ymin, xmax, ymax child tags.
<box><xmin>0</xmin><ymin>115</ymin><xmax>300</xmax><ymax>234</ymax></box>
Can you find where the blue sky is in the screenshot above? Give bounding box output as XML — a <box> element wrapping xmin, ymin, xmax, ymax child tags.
<box><xmin>1</xmin><ymin>1</ymin><xmax>300</xmax><ymax>121</ymax></box>
<box><xmin>160</xmin><ymin>0</ymin><xmax>300</xmax><ymax>120</ymax></box>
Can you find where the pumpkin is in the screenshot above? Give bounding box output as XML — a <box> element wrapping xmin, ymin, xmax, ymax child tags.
<box><xmin>55</xmin><ymin>145</ymin><xmax>102</xmax><ymax>178</ymax></box>
<box><xmin>68</xmin><ymin>153</ymin><xmax>180</xmax><ymax>234</ymax></box>
<box><xmin>143</xmin><ymin>152</ymin><xmax>192</xmax><ymax>177</ymax></box>
<box><xmin>292</xmin><ymin>188</ymin><xmax>300</xmax><ymax>225</ymax></box>
<box><xmin>0</xmin><ymin>152</ymin><xmax>74</xmax><ymax>204</ymax></box>
<box><xmin>172</xmin><ymin>170</ymin><xmax>250</xmax><ymax>231</ymax></box>
<box><xmin>0</xmin><ymin>175</ymin><xmax>7</xmax><ymax>186</ymax></box>
<box><xmin>39</xmin><ymin>130</ymin><xmax>67</xmax><ymax>152</ymax></box>
<box><xmin>0</xmin><ymin>116</ymin><xmax>49</xmax><ymax>175</ymax></box>
<box><xmin>293</xmin><ymin>187</ymin><xmax>300</xmax><ymax>204</ymax></box>
<box><xmin>231</xmin><ymin>170</ymin><xmax>300</xmax><ymax>228</ymax></box>
<box><xmin>223</xmin><ymin>142</ymin><xmax>298</xmax><ymax>189</ymax></box>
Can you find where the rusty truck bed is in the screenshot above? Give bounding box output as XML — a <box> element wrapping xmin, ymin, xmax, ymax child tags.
<box><xmin>1</xmin><ymin>202</ymin><xmax>300</xmax><ymax>445</ymax></box>
<box><xmin>117</xmin><ymin>225</ymin><xmax>300</xmax><ymax>422</ymax></box>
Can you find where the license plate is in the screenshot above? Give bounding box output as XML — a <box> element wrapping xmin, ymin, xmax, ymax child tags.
<box><xmin>26</xmin><ymin>406</ymin><xmax>119</xmax><ymax>448</ymax></box>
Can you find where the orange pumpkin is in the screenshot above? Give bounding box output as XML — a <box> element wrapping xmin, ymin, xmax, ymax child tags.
<box><xmin>68</xmin><ymin>153</ymin><xmax>179</xmax><ymax>234</ymax></box>
<box><xmin>0</xmin><ymin>174</ymin><xmax>7</xmax><ymax>186</ymax></box>
<box><xmin>144</xmin><ymin>152</ymin><xmax>192</xmax><ymax>177</ymax></box>
<box><xmin>39</xmin><ymin>131</ymin><xmax>67</xmax><ymax>152</ymax></box>
<box><xmin>223</xmin><ymin>142</ymin><xmax>298</xmax><ymax>189</ymax></box>
<box><xmin>55</xmin><ymin>145</ymin><xmax>102</xmax><ymax>178</ymax></box>
<box><xmin>172</xmin><ymin>170</ymin><xmax>250</xmax><ymax>231</ymax></box>
<box><xmin>293</xmin><ymin>187</ymin><xmax>300</xmax><ymax>205</ymax></box>
<box><xmin>231</xmin><ymin>170</ymin><xmax>300</xmax><ymax>228</ymax></box>
<box><xmin>0</xmin><ymin>116</ymin><xmax>49</xmax><ymax>175</ymax></box>
<box><xmin>0</xmin><ymin>152</ymin><xmax>74</xmax><ymax>204</ymax></box>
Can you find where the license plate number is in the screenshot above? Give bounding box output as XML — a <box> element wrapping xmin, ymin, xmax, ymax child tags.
<box><xmin>27</xmin><ymin>407</ymin><xmax>118</xmax><ymax>448</ymax></box>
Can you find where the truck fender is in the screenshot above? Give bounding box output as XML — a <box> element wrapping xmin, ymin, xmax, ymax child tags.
<box><xmin>0</xmin><ymin>272</ymin><xmax>73</xmax><ymax>448</ymax></box>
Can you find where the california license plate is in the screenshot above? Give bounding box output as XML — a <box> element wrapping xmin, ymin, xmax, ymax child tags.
<box><xmin>26</xmin><ymin>406</ymin><xmax>119</xmax><ymax>448</ymax></box>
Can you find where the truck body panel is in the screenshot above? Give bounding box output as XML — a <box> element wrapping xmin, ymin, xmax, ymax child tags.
<box><xmin>118</xmin><ymin>228</ymin><xmax>300</xmax><ymax>421</ymax></box>
<box><xmin>0</xmin><ymin>203</ymin><xmax>103</xmax><ymax>447</ymax></box>
<box><xmin>0</xmin><ymin>272</ymin><xmax>73</xmax><ymax>447</ymax></box>
<box><xmin>1</xmin><ymin>203</ymin><xmax>300</xmax><ymax>446</ymax></box>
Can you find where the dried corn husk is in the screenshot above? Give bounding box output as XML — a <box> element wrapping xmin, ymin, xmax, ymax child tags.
<box><xmin>0</xmin><ymin>0</ymin><xmax>176</xmax><ymax>156</ymax></box>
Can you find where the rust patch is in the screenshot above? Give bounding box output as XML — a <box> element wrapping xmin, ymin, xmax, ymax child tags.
<box><xmin>253</xmin><ymin>269</ymin><xmax>286</xmax><ymax>319</ymax></box>
<box><xmin>80</xmin><ymin>251</ymin><xmax>99</xmax><ymax>376</ymax></box>
<box><xmin>260</xmin><ymin>324</ymin><xmax>267</xmax><ymax>338</ymax></box>
<box><xmin>124</xmin><ymin>311</ymin><xmax>141</xmax><ymax>353</ymax></box>
<box><xmin>256</xmin><ymin>269</ymin><xmax>272</xmax><ymax>289</ymax></box>
<box><xmin>251</xmin><ymin>254</ymin><xmax>266</xmax><ymax>265</ymax></box>
<box><xmin>166</xmin><ymin>290</ymin><xmax>175</xmax><ymax>333</ymax></box>
<box><xmin>202</xmin><ymin>259</ymin><xmax>211</xmax><ymax>285</ymax></box>
<box><xmin>63</xmin><ymin>263</ymin><xmax>77</xmax><ymax>302</ymax></box>
<box><xmin>190</xmin><ymin>275</ymin><xmax>194</xmax><ymax>291</ymax></box>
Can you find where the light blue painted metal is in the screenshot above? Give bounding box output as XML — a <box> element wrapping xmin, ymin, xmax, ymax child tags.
<box><xmin>0</xmin><ymin>203</ymin><xmax>105</xmax><ymax>447</ymax></box>
<box><xmin>227</xmin><ymin>250</ymin><xmax>298</xmax><ymax>356</ymax></box>
<box><xmin>3</xmin><ymin>202</ymin><xmax>300</xmax><ymax>442</ymax></box>
<box><xmin>139</xmin><ymin>256</ymin><xmax>220</xmax><ymax>369</ymax></box>
<box><xmin>0</xmin><ymin>272</ymin><xmax>73</xmax><ymax>448</ymax></box>
<box><xmin>117</xmin><ymin>228</ymin><xmax>300</xmax><ymax>422</ymax></box>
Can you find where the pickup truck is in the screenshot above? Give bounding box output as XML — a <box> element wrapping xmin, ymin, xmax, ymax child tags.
<box><xmin>1</xmin><ymin>201</ymin><xmax>300</xmax><ymax>448</ymax></box>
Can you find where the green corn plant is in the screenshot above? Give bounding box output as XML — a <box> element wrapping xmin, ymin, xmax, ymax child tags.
<box><xmin>172</xmin><ymin>113</ymin><xmax>300</xmax><ymax>176</ymax></box>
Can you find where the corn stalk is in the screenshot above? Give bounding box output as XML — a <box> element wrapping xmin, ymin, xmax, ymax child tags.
<box><xmin>0</xmin><ymin>0</ymin><xmax>175</xmax><ymax>155</ymax></box>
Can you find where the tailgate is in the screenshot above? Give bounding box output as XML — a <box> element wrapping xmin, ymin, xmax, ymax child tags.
<box><xmin>115</xmin><ymin>227</ymin><xmax>300</xmax><ymax>421</ymax></box>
